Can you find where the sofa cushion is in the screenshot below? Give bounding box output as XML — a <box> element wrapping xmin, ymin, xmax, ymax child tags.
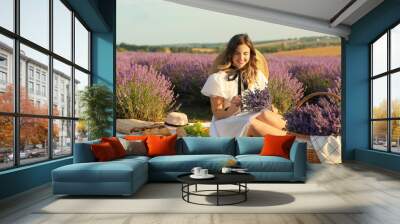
<box><xmin>119</xmin><ymin>138</ymin><xmax>147</xmax><ymax>156</ymax></box>
<box><xmin>91</xmin><ymin>142</ymin><xmax>118</xmax><ymax>161</ymax></box>
<box><xmin>101</xmin><ymin>137</ymin><xmax>127</xmax><ymax>158</ymax></box>
<box><xmin>260</xmin><ymin>134</ymin><xmax>296</xmax><ymax>159</ymax></box>
<box><xmin>148</xmin><ymin>154</ymin><xmax>235</xmax><ymax>172</ymax></box>
<box><xmin>236</xmin><ymin>137</ymin><xmax>264</xmax><ymax>155</ymax></box>
<box><xmin>73</xmin><ymin>140</ymin><xmax>100</xmax><ymax>163</ymax></box>
<box><xmin>52</xmin><ymin>159</ymin><xmax>147</xmax><ymax>183</ymax></box>
<box><xmin>236</xmin><ymin>155</ymin><xmax>293</xmax><ymax>172</ymax></box>
<box><xmin>179</xmin><ymin>137</ymin><xmax>235</xmax><ymax>155</ymax></box>
<box><xmin>147</xmin><ymin>134</ymin><xmax>177</xmax><ymax>157</ymax></box>
<box><xmin>115</xmin><ymin>155</ymin><xmax>150</xmax><ymax>163</ymax></box>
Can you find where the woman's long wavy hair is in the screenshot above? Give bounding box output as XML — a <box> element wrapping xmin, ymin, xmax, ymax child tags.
<box><xmin>217</xmin><ymin>34</ymin><xmax>258</xmax><ymax>86</ymax></box>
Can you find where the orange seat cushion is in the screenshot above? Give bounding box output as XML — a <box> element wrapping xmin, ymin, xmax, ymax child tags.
<box><xmin>91</xmin><ymin>142</ymin><xmax>118</xmax><ymax>162</ymax></box>
<box><xmin>146</xmin><ymin>134</ymin><xmax>177</xmax><ymax>157</ymax></box>
<box><xmin>260</xmin><ymin>134</ymin><xmax>296</xmax><ymax>159</ymax></box>
<box><xmin>101</xmin><ymin>137</ymin><xmax>127</xmax><ymax>158</ymax></box>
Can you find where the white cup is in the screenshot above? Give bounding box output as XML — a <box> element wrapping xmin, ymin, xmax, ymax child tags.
<box><xmin>221</xmin><ymin>167</ymin><xmax>232</xmax><ymax>174</ymax></box>
<box><xmin>191</xmin><ymin>167</ymin><xmax>202</xmax><ymax>176</ymax></box>
<box><xmin>200</xmin><ymin>169</ymin><xmax>208</xmax><ymax>176</ymax></box>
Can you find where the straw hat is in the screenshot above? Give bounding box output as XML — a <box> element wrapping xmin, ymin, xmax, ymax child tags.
<box><xmin>164</xmin><ymin>112</ymin><xmax>188</xmax><ymax>127</ymax></box>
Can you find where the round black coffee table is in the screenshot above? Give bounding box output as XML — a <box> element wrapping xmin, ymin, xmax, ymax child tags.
<box><xmin>177</xmin><ymin>173</ymin><xmax>255</xmax><ymax>206</ymax></box>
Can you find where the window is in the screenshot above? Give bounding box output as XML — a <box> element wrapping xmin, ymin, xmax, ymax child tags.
<box><xmin>20</xmin><ymin>0</ymin><xmax>49</xmax><ymax>49</ymax></box>
<box><xmin>0</xmin><ymin>0</ymin><xmax>91</xmax><ymax>170</ymax></box>
<box><xmin>371</xmin><ymin>23</ymin><xmax>400</xmax><ymax>154</ymax></box>
<box><xmin>74</xmin><ymin>69</ymin><xmax>89</xmax><ymax>118</ymax></box>
<box><xmin>0</xmin><ymin>0</ymin><xmax>14</xmax><ymax>32</ymax></box>
<box><xmin>28</xmin><ymin>67</ymin><xmax>34</xmax><ymax>80</ymax></box>
<box><xmin>53</xmin><ymin>59</ymin><xmax>72</xmax><ymax>117</ymax></box>
<box><xmin>20</xmin><ymin>117</ymin><xmax>48</xmax><ymax>165</ymax></box>
<box><xmin>35</xmin><ymin>70</ymin><xmax>41</xmax><ymax>81</ymax></box>
<box><xmin>53</xmin><ymin>119</ymin><xmax>72</xmax><ymax>158</ymax></box>
<box><xmin>391</xmin><ymin>23</ymin><xmax>400</xmax><ymax>70</ymax></box>
<box><xmin>28</xmin><ymin>81</ymin><xmax>34</xmax><ymax>94</ymax></box>
<box><xmin>0</xmin><ymin>116</ymin><xmax>13</xmax><ymax>170</ymax></box>
<box><xmin>36</xmin><ymin>83</ymin><xmax>40</xmax><ymax>95</ymax></box>
<box><xmin>75</xmin><ymin>17</ymin><xmax>89</xmax><ymax>70</ymax></box>
<box><xmin>0</xmin><ymin>71</ymin><xmax>6</xmax><ymax>85</ymax></box>
<box><xmin>0</xmin><ymin>54</ymin><xmax>7</xmax><ymax>67</ymax></box>
<box><xmin>0</xmin><ymin>34</ymin><xmax>13</xmax><ymax>113</ymax></box>
<box><xmin>0</xmin><ymin>54</ymin><xmax>7</xmax><ymax>86</ymax></box>
<box><xmin>42</xmin><ymin>85</ymin><xmax>46</xmax><ymax>97</ymax></box>
<box><xmin>53</xmin><ymin>0</ymin><xmax>72</xmax><ymax>60</ymax></box>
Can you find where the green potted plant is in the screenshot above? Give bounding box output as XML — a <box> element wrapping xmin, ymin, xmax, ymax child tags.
<box><xmin>184</xmin><ymin>122</ymin><xmax>209</xmax><ymax>137</ymax></box>
<box><xmin>79</xmin><ymin>84</ymin><xmax>113</xmax><ymax>140</ymax></box>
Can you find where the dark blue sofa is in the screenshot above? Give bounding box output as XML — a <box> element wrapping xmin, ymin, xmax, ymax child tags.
<box><xmin>52</xmin><ymin>137</ymin><xmax>306</xmax><ymax>196</ymax></box>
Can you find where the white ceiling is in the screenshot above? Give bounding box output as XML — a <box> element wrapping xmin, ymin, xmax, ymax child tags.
<box><xmin>165</xmin><ymin>0</ymin><xmax>384</xmax><ymax>38</ymax></box>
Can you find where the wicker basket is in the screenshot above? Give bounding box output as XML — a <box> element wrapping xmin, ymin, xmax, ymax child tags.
<box><xmin>294</xmin><ymin>92</ymin><xmax>341</xmax><ymax>164</ymax></box>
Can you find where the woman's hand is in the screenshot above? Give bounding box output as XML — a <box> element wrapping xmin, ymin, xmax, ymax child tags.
<box><xmin>210</xmin><ymin>96</ymin><xmax>240</xmax><ymax>120</ymax></box>
<box><xmin>230</xmin><ymin>95</ymin><xmax>242</xmax><ymax>107</ymax></box>
<box><xmin>272</xmin><ymin>105</ymin><xmax>279</xmax><ymax>114</ymax></box>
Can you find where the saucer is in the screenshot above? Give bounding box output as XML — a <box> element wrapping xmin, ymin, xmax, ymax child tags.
<box><xmin>190</xmin><ymin>174</ymin><xmax>215</xmax><ymax>179</ymax></box>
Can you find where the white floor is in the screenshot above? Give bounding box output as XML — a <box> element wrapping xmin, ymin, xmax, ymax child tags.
<box><xmin>1</xmin><ymin>162</ymin><xmax>400</xmax><ymax>224</ymax></box>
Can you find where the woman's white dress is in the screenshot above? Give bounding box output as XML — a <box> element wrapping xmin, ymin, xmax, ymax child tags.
<box><xmin>201</xmin><ymin>70</ymin><xmax>268</xmax><ymax>137</ymax></box>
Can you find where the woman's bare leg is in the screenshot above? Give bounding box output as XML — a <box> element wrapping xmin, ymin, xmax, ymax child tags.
<box><xmin>246</xmin><ymin>123</ymin><xmax>260</xmax><ymax>137</ymax></box>
<box><xmin>256</xmin><ymin>110</ymin><xmax>287</xmax><ymax>130</ymax></box>
<box><xmin>246</xmin><ymin>118</ymin><xmax>287</xmax><ymax>136</ymax></box>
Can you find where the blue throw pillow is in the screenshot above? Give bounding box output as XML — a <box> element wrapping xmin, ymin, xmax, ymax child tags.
<box><xmin>180</xmin><ymin>137</ymin><xmax>235</xmax><ymax>155</ymax></box>
<box><xmin>236</xmin><ymin>137</ymin><xmax>264</xmax><ymax>155</ymax></box>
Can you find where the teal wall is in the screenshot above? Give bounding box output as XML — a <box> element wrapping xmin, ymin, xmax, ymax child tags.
<box><xmin>91</xmin><ymin>0</ymin><xmax>116</xmax><ymax>136</ymax></box>
<box><xmin>0</xmin><ymin>158</ymin><xmax>72</xmax><ymax>199</ymax></box>
<box><xmin>344</xmin><ymin>0</ymin><xmax>400</xmax><ymax>171</ymax></box>
<box><xmin>0</xmin><ymin>0</ymin><xmax>116</xmax><ymax>200</ymax></box>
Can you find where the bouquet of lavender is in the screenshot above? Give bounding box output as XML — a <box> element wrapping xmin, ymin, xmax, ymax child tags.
<box><xmin>241</xmin><ymin>88</ymin><xmax>272</xmax><ymax>112</ymax></box>
<box><xmin>284</xmin><ymin>98</ymin><xmax>340</xmax><ymax>136</ymax></box>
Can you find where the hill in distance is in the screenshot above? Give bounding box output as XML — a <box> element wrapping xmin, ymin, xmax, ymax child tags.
<box><xmin>118</xmin><ymin>36</ymin><xmax>340</xmax><ymax>55</ymax></box>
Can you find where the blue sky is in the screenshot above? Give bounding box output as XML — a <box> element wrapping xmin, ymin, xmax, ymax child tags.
<box><xmin>117</xmin><ymin>0</ymin><xmax>329</xmax><ymax>45</ymax></box>
<box><xmin>0</xmin><ymin>0</ymin><xmax>88</xmax><ymax>71</ymax></box>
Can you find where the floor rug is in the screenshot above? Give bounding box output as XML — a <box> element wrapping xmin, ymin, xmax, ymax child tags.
<box><xmin>37</xmin><ymin>183</ymin><xmax>362</xmax><ymax>214</ymax></box>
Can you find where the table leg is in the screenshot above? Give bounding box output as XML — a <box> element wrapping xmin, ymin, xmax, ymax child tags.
<box><xmin>245</xmin><ymin>183</ymin><xmax>247</xmax><ymax>201</ymax></box>
<box><xmin>187</xmin><ymin>184</ymin><xmax>190</xmax><ymax>202</ymax></box>
<box><xmin>195</xmin><ymin>184</ymin><xmax>197</xmax><ymax>192</ymax></box>
<box><xmin>181</xmin><ymin>184</ymin><xmax>183</xmax><ymax>199</ymax></box>
<box><xmin>217</xmin><ymin>184</ymin><xmax>219</xmax><ymax>206</ymax></box>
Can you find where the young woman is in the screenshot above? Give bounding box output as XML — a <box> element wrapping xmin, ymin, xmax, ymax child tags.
<box><xmin>201</xmin><ymin>33</ymin><xmax>287</xmax><ymax>137</ymax></box>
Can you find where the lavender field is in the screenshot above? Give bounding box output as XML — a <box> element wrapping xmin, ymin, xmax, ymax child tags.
<box><xmin>117</xmin><ymin>51</ymin><xmax>341</xmax><ymax>135</ymax></box>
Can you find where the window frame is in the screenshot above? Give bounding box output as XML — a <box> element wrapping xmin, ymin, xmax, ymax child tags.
<box><xmin>370</xmin><ymin>21</ymin><xmax>400</xmax><ymax>154</ymax></box>
<box><xmin>0</xmin><ymin>0</ymin><xmax>92</xmax><ymax>171</ymax></box>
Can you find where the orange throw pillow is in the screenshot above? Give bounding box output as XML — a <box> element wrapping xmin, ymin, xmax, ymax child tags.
<box><xmin>101</xmin><ymin>137</ymin><xmax>127</xmax><ymax>158</ymax></box>
<box><xmin>260</xmin><ymin>134</ymin><xmax>296</xmax><ymax>159</ymax></box>
<box><xmin>146</xmin><ymin>134</ymin><xmax>177</xmax><ymax>157</ymax></box>
<box><xmin>91</xmin><ymin>142</ymin><xmax>117</xmax><ymax>161</ymax></box>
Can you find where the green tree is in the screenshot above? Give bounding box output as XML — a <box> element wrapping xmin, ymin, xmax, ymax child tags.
<box><xmin>80</xmin><ymin>84</ymin><xmax>113</xmax><ymax>140</ymax></box>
